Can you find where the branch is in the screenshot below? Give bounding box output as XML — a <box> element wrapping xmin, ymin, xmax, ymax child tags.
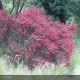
<box><xmin>19</xmin><ymin>0</ymin><xmax>26</xmax><ymax>13</ymax></box>
<box><xmin>16</xmin><ymin>0</ymin><xmax>21</xmax><ymax>15</ymax></box>
<box><xmin>10</xmin><ymin>0</ymin><xmax>14</xmax><ymax>14</ymax></box>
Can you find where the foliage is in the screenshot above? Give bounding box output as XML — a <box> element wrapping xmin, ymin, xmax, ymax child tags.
<box><xmin>69</xmin><ymin>0</ymin><xmax>80</xmax><ymax>18</ymax></box>
<box><xmin>28</xmin><ymin>0</ymin><xmax>80</xmax><ymax>23</ymax></box>
<box><xmin>3</xmin><ymin>2</ymin><xmax>13</xmax><ymax>13</ymax></box>
<box><xmin>29</xmin><ymin>0</ymin><xmax>72</xmax><ymax>23</ymax></box>
<box><xmin>0</xmin><ymin>6</ymin><xmax>76</xmax><ymax>69</ymax></box>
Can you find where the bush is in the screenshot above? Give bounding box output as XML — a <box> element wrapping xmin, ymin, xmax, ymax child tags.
<box><xmin>0</xmin><ymin>6</ymin><xmax>76</xmax><ymax>69</ymax></box>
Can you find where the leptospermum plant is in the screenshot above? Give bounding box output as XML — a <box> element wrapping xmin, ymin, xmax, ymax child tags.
<box><xmin>0</xmin><ymin>6</ymin><xmax>76</xmax><ymax>69</ymax></box>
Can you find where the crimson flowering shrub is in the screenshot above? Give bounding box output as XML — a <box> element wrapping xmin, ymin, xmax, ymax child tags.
<box><xmin>0</xmin><ymin>6</ymin><xmax>76</xmax><ymax>68</ymax></box>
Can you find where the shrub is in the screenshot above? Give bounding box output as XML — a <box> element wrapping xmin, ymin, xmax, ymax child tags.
<box><xmin>0</xmin><ymin>6</ymin><xmax>76</xmax><ymax>69</ymax></box>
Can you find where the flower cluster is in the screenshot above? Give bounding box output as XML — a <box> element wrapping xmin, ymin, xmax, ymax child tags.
<box><xmin>0</xmin><ymin>6</ymin><xmax>76</xmax><ymax>68</ymax></box>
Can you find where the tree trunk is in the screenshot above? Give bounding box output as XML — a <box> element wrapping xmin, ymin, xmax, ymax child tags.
<box><xmin>58</xmin><ymin>9</ymin><xmax>66</xmax><ymax>23</ymax></box>
<box><xmin>0</xmin><ymin>0</ymin><xmax>3</xmax><ymax>10</ymax></box>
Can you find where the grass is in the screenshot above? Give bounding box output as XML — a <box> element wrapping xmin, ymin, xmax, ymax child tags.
<box><xmin>0</xmin><ymin>47</ymin><xmax>80</xmax><ymax>75</ymax></box>
<box><xmin>0</xmin><ymin>57</ymin><xmax>67</xmax><ymax>75</ymax></box>
<box><xmin>68</xmin><ymin>48</ymin><xmax>80</xmax><ymax>75</ymax></box>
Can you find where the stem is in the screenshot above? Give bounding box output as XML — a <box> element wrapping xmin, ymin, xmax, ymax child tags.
<box><xmin>5</xmin><ymin>36</ymin><xmax>14</xmax><ymax>54</ymax></box>
<box><xmin>10</xmin><ymin>0</ymin><xmax>14</xmax><ymax>14</ymax></box>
